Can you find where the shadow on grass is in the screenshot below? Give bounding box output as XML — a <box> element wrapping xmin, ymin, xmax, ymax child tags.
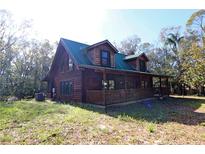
<box><xmin>67</xmin><ymin>97</ymin><xmax>205</xmax><ymax>126</ymax></box>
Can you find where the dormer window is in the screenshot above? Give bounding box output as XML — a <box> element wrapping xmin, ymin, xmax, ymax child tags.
<box><xmin>101</xmin><ymin>50</ymin><xmax>110</xmax><ymax>67</ymax></box>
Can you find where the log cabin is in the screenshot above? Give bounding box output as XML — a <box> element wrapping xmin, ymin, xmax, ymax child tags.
<box><xmin>43</xmin><ymin>38</ymin><xmax>170</xmax><ymax>106</ymax></box>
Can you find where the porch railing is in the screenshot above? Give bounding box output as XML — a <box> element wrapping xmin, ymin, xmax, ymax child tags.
<box><xmin>86</xmin><ymin>88</ymin><xmax>154</xmax><ymax>105</ymax></box>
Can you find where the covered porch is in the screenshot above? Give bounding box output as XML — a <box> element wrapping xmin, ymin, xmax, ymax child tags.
<box><xmin>82</xmin><ymin>67</ymin><xmax>170</xmax><ymax>106</ymax></box>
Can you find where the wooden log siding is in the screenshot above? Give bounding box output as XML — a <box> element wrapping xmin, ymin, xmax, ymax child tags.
<box><xmin>86</xmin><ymin>88</ymin><xmax>154</xmax><ymax>105</ymax></box>
<box><xmin>46</xmin><ymin>38</ymin><xmax>170</xmax><ymax>105</ymax></box>
<box><xmin>87</xmin><ymin>43</ymin><xmax>115</xmax><ymax>67</ymax></box>
<box><xmin>54</xmin><ymin>70</ymin><xmax>82</xmax><ymax>102</ymax></box>
<box><xmin>52</xmin><ymin>46</ymin><xmax>83</xmax><ymax>102</ymax></box>
<box><xmin>86</xmin><ymin>90</ymin><xmax>104</xmax><ymax>105</ymax></box>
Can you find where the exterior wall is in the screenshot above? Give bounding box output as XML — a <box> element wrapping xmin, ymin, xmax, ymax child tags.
<box><xmin>87</xmin><ymin>43</ymin><xmax>115</xmax><ymax>67</ymax></box>
<box><xmin>86</xmin><ymin>88</ymin><xmax>154</xmax><ymax>106</ymax></box>
<box><xmin>127</xmin><ymin>56</ymin><xmax>147</xmax><ymax>71</ymax></box>
<box><xmin>54</xmin><ymin>70</ymin><xmax>82</xmax><ymax>102</ymax></box>
<box><xmin>48</xmin><ymin>43</ymin><xmax>167</xmax><ymax>105</ymax></box>
<box><xmin>81</xmin><ymin>69</ymin><xmax>103</xmax><ymax>104</ymax></box>
<box><xmin>84</xmin><ymin>70</ymin><xmax>155</xmax><ymax>105</ymax></box>
<box><xmin>52</xmin><ymin>46</ymin><xmax>83</xmax><ymax>102</ymax></box>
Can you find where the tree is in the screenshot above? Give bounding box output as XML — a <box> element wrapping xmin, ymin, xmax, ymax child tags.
<box><xmin>0</xmin><ymin>10</ymin><xmax>55</xmax><ymax>99</ymax></box>
<box><xmin>11</xmin><ymin>39</ymin><xmax>55</xmax><ymax>98</ymax></box>
<box><xmin>181</xmin><ymin>43</ymin><xmax>205</xmax><ymax>95</ymax></box>
<box><xmin>0</xmin><ymin>10</ymin><xmax>31</xmax><ymax>97</ymax></box>
<box><xmin>138</xmin><ymin>42</ymin><xmax>154</xmax><ymax>53</ymax></box>
<box><xmin>115</xmin><ymin>35</ymin><xmax>141</xmax><ymax>55</ymax></box>
<box><xmin>160</xmin><ymin>26</ymin><xmax>184</xmax><ymax>79</ymax></box>
<box><xmin>186</xmin><ymin>9</ymin><xmax>205</xmax><ymax>46</ymax></box>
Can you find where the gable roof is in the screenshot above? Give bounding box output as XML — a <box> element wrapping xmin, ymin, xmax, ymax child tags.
<box><xmin>60</xmin><ymin>38</ymin><xmax>134</xmax><ymax>71</ymax></box>
<box><xmin>86</xmin><ymin>40</ymin><xmax>118</xmax><ymax>53</ymax></box>
<box><xmin>45</xmin><ymin>38</ymin><xmax>169</xmax><ymax>78</ymax></box>
<box><xmin>60</xmin><ymin>38</ymin><xmax>91</xmax><ymax>65</ymax></box>
<box><xmin>124</xmin><ymin>53</ymin><xmax>149</xmax><ymax>61</ymax></box>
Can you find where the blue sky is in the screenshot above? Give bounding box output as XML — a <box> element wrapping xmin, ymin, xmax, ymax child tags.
<box><xmin>0</xmin><ymin>1</ymin><xmax>197</xmax><ymax>44</ymax></box>
<box><xmin>103</xmin><ymin>9</ymin><xmax>197</xmax><ymax>44</ymax></box>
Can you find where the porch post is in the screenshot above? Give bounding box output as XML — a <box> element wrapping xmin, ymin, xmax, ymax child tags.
<box><xmin>103</xmin><ymin>70</ymin><xmax>107</xmax><ymax>112</ymax></box>
<box><xmin>124</xmin><ymin>74</ymin><xmax>127</xmax><ymax>102</ymax></box>
<box><xmin>166</xmin><ymin>77</ymin><xmax>169</xmax><ymax>95</ymax></box>
<box><xmin>159</xmin><ymin>77</ymin><xmax>162</xmax><ymax>96</ymax></box>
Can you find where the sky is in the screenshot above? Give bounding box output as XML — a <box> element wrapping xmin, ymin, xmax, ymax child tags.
<box><xmin>0</xmin><ymin>0</ymin><xmax>198</xmax><ymax>44</ymax></box>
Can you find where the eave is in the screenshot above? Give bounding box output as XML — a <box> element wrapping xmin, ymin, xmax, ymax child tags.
<box><xmin>79</xmin><ymin>64</ymin><xmax>171</xmax><ymax>78</ymax></box>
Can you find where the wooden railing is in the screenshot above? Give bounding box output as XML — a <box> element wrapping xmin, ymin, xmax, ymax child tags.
<box><xmin>153</xmin><ymin>87</ymin><xmax>170</xmax><ymax>96</ymax></box>
<box><xmin>86</xmin><ymin>90</ymin><xmax>104</xmax><ymax>105</ymax></box>
<box><xmin>86</xmin><ymin>88</ymin><xmax>154</xmax><ymax>105</ymax></box>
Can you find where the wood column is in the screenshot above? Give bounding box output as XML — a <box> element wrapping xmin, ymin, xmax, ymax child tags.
<box><xmin>103</xmin><ymin>70</ymin><xmax>107</xmax><ymax>111</ymax></box>
<box><xmin>159</xmin><ymin>77</ymin><xmax>162</xmax><ymax>96</ymax></box>
<box><xmin>166</xmin><ymin>77</ymin><xmax>169</xmax><ymax>95</ymax></box>
<box><xmin>124</xmin><ymin>74</ymin><xmax>127</xmax><ymax>102</ymax></box>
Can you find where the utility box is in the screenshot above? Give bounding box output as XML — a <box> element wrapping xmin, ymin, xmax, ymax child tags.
<box><xmin>35</xmin><ymin>92</ymin><xmax>45</xmax><ymax>101</ymax></box>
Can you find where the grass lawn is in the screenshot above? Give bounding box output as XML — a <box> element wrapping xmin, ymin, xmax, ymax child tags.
<box><xmin>0</xmin><ymin>96</ymin><xmax>205</xmax><ymax>144</ymax></box>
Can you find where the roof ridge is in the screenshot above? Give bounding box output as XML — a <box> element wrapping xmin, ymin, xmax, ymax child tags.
<box><xmin>116</xmin><ymin>52</ymin><xmax>127</xmax><ymax>56</ymax></box>
<box><xmin>60</xmin><ymin>37</ymin><xmax>90</xmax><ymax>46</ymax></box>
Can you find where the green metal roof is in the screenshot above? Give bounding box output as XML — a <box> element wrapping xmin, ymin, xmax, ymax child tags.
<box><xmin>59</xmin><ymin>38</ymin><xmax>169</xmax><ymax>77</ymax></box>
<box><xmin>44</xmin><ymin>38</ymin><xmax>170</xmax><ymax>81</ymax></box>
<box><xmin>124</xmin><ymin>54</ymin><xmax>140</xmax><ymax>60</ymax></box>
<box><xmin>124</xmin><ymin>53</ymin><xmax>149</xmax><ymax>61</ymax></box>
<box><xmin>60</xmin><ymin>38</ymin><xmax>135</xmax><ymax>71</ymax></box>
<box><xmin>60</xmin><ymin>38</ymin><xmax>92</xmax><ymax>65</ymax></box>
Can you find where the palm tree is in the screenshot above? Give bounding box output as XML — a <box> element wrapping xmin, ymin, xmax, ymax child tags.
<box><xmin>165</xmin><ymin>33</ymin><xmax>184</xmax><ymax>55</ymax></box>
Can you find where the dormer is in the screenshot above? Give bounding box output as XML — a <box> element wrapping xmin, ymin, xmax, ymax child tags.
<box><xmin>124</xmin><ymin>53</ymin><xmax>149</xmax><ymax>72</ymax></box>
<box><xmin>86</xmin><ymin>40</ymin><xmax>118</xmax><ymax>67</ymax></box>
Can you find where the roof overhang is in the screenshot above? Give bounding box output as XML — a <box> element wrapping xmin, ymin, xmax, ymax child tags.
<box><xmin>124</xmin><ymin>52</ymin><xmax>149</xmax><ymax>61</ymax></box>
<box><xmin>79</xmin><ymin>64</ymin><xmax>171</xmax><ymax>78</ymax></box>
<box><xmin>86</xmin><ymin>40</ymin><xmax>118</xmax><ymax>53</ymax></box>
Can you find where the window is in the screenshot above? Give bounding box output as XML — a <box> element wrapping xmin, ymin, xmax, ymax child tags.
<box><xmin>141</xmin><ymin>80</ymin><xmax>149</xmax><ymax>88</ymax></box>
<box><xmin>115</xmin><ymin>76</ymin><xmax>125</xmax><ymax>89</ymax></box>
<box><xmin>141</xmin><ymin>80</ymin><xmax>145</xmax><ymax>88</ymax></box>
<box><xmin>127</xmin><ymin>79</ymin><xmax>137</xmax><ymax>89</ymax></box>
<box><xmin>101</xmin><ymin>50</ymin><xmax>110</xmax><ymax>67</ymax></box>
<box><xmin>60</xmin><ymin>81</ymin><xmax>73</xmax><ymax>96</ymax></box>
<box><xmin>102</xmin><ymin>80</ymin><xmax>115</xmax><ymax>90</ymax></box>
<box><xmin>68</xmin><ymin>58</ymin><xmax>74</xmax><ymax>71</ymax></box>
<box><xmin>108</xmin><ymin>80</ymin><xmax>115</xmax><ymax>90</ymax></box>
<box><xmin>102</xmin><ymin>80</ymin><xmax>108</xmax><ymax>89</ymax></box>
<box><xmin>139</xmin><ymin>60</ymin><xmax>146</xmax><ymax>72</ymax></box>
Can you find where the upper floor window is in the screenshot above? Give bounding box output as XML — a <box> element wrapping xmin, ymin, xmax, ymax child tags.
<box><xmin>101</xmin><ymin>50</ymin><xmax>110</xmax><ymax>67</ymax></box>
<box><xmin>139</xmin><ymin>60</ymin><xmax>146</xmax><ymax>72</ymax></box>
<box><xmin>67</xmin><ymin>57</ymin><xmax>74</xmax><ymax>71</ymax></box>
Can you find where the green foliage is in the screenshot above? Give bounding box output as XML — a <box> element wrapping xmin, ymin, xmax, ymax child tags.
<box><xmin>181</xmin><ymin>43</ymin><xmax>205</xmax><ymax>90</ymax></box>
<box><xmin>0</xmin><ymin>10</ymin><xmax>55</xmax><ymax>98</ymax></box>
<box><xmin>186</xmin><ymin>9</ymin><xmax>205</xmax><ymax>27</ymax></box>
